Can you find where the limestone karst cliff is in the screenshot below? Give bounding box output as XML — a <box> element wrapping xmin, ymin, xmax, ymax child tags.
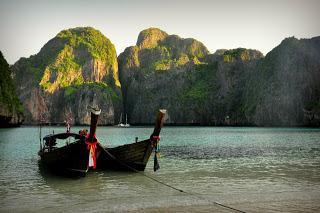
<box><xmin>6</xmin><ymin>26</ymin><xmax>320</xmax><ymax>126</ymax></box>
<box><xmin>118</xmin><ymin>27</ymin><xmax>211</xmax><ymax>124</ymax></box>
<box><xmin>250</xmin><ymin>37</ymin><xmax>320</xmax><ymax>126</ymax></box>
<box><xmin>11</xmin><ymin>27</ymin><xmax>122</xmax><ymax>124</ymax></box>
<box><xmin>0</xmin><ymin>51</ymin><xmax>23</xmax><ymax>127</ymax></box>
<box><xmin>119</xmin><ymin>28</ymin><xmax>320</xmax><ymax>126</ymax></box>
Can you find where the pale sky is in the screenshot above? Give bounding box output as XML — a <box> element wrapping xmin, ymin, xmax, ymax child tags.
<box><xmin>0</xmin><ymin>0</ymin><xmax>319</xmax><ymax>64</ymax></box>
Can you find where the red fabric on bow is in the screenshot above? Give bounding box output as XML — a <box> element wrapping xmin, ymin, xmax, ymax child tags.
<box><xmin>85</xmin><ymin>141</ymin><xmax>97</xmax><ymax>169</ymax></box>
<box><xmin>152</xmin><ymin>135</ymin><xmax>160</xmax><ymax>141</ymax></box>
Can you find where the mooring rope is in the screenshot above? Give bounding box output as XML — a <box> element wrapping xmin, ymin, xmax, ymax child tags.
<box><xmin>99</xmin><ymin>143</ymin><xmax>247</xmax><ymax>213</ymax></box>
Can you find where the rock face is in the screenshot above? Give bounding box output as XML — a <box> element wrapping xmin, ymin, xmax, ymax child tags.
<box><xmin>0</xmin><ymin>51</ymin><xmax>23</xmax><ymax>127</ymax></box>
<box><xmin>12</xmin><ymin>27</ymin><xmax>122</xmax><ymax>124</ymax></box>
<box><xmin>250</xmin><ymin>37</ymin><xmax>320</xmax><ymax>126</ymax></box>
<box><xmin>8</xmin><ymin>26</ymin><xmax>320</xmax><ymax>127</ymax></box>
<box><xmin>119</xmin><ymin>28</ymin><xmax>320</xmax><ymax>126</ymax></box>
<box><xmin>203</xmin><ymin>48</ymin><xmax>264</xmax><ymax>125</ymax></box>
<box><xmin>118</xmin><ymin>27</ymin><xmax>210</xmax><ymax>124</ymax></box>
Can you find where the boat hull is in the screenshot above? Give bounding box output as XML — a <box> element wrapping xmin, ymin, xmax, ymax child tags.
<box><xmin>39</xmin><ymin>139</ymin><xmax>155</xmax><ymax>175</ymax></box>
<box><xmin>38</xmin><ymin>109</ymin><xmax>165</xmax><ymax>176</ymax></box>
<box><xmin>39</xmin><ymin>141</ymin><xmax>89</xmax><ymax>176</ymax></box>
<box><xmin>98</xmin><ymin>139</ymin><xmax>154</xmax><ymax>171</ymax></box>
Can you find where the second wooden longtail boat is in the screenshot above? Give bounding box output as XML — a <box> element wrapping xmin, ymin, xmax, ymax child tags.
<box><xmin>98</xmin><ymin>109</ymin><xmax>165</xmax><ymax>171</ymax></box>
<box><xmin>38</xmin><ymin>108</ymin><xmax>166</xmax><ymax>176</ymax></box>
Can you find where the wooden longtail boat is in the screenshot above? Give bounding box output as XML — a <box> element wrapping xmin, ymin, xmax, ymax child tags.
<box><xmin>38</xmin><ymin>108</ymin><xmax>166</xmax><ymax>176</ymax></box>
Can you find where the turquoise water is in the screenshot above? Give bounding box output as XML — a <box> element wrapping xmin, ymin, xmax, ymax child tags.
<box><xmin>0</xmin><ymin>127</ymin><xmax>320</xmax><ymax>212</ymax></box>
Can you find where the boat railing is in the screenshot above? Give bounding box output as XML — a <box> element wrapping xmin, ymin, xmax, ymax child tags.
<box><xmin>41</xmin><ymin>133</ymin><xmax>83</xmax><ymax>152</ymax></box>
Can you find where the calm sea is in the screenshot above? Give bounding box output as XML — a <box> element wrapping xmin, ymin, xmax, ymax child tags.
<box><xmin>0</xmin><ymin>127</ymin><xmax>320</xmax><ymax>212</ymax></box>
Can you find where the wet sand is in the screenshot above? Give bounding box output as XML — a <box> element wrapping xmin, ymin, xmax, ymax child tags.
<box><xmin>129</xmin><ymin>198</ymin><xmax>320</xmax><ymax>213</ymax></box>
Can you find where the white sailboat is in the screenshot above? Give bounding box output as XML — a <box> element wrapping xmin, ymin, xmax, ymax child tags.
<box><xmin>117</xmin><ymin>113</ymin><xmax>130</xmax><ymax>127</ymax></box>
<box><xmin>117</xmin><ymin>113</ymin><xmax>124</xmax><ymax>127</ymax></box>
<box><xmin>124</xmin><ymin>114</ymin><xmax>130</xmax><ymax>127</ymax></box>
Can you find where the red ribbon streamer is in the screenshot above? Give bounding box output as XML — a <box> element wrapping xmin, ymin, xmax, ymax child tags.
<box><xmin>85</xmin><ymin>140</ymin><xmax>97</xmax><ymax>169</ymax></box>
<box><xmin>151</xmin><ymin>135</ymin><xmax>160</xmax><ymax>148</ymax></box>
<box><xmin>152</xmin><ymin>135</ymin><xmax>160</xmax><ymax>141</ymax></box>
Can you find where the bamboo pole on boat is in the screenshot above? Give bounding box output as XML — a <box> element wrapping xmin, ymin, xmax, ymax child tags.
<box><xmin>151</xmin><ymin>109</ymin><xmax>166</xmax><ymax>137</ymax></box>
<box><xmin>88</xmin><ymin>107</ymin><xmax>101</xmax><ymax>142</ymax></box>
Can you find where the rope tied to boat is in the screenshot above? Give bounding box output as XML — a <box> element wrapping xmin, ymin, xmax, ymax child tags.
<box><xmin>98</xmin><ymin>142</ymin><xmax>246</xmax><ymax>213</ymax></box>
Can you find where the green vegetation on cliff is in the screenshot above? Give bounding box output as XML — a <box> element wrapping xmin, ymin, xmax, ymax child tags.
<box><xmin>57</xmin><ymin>27</ymin><xmax>118</xmax><ymax>66</ymax></box>
<box><xmin>118</xmin><ymin>28</ymin><xmax>214</xmax><ymax>124</ymax></box>
<box><xmin>223</xmin><ymin>48</ymin><xmax>264</xmax><ymax>62</ymax></box>
<box><xmin>137</xmin><ymin>28</ymin><xmax>168</xmax><ymax>49</ymax></box>
<box><xmin>64</xmin><ymin>82</ymin><xmax>121</xmax><ymax>102</ymax></box>
<box><xmin>0</xmin><ymin>52</ymin><xmax>23</xmax><ymax>113</ymax></box>
<box><xmin>119</xmin><ymin>28</ymin><xmax>320</xmax><ymax>126</ymax></box>
<box><xmin>129</xmin><ymin>28</ymin><xmax>209</xmax><ymax>71</ymax></box>
<box><xmin>14</xmin><ymin>27</ymin><xmax>120</xmax><ymax>94</ymax></box>
<box><xmin>180</xmin><ymin>63</ymin><xmax>218</xmax><ymax>105</ymax></box>
<box><xmin>0</xmin><ymin>51</ymin><xmax>23</xmax><ymax>126</ymax></box>
<box><xmin>8</xmin><ymin>26</ymin><xmax>320</xmax><ymax>126</ymax></box>
<box><xmin>12</xmin><ymin>27</ymin><xmax>123</xmax><ymax>124</ymax></box>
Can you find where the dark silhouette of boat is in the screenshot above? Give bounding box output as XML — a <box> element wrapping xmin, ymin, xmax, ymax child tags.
<box><xmin>38</xmin><ymin>108</ymin><xmax>166</xmax><ymax>176</ymax></box>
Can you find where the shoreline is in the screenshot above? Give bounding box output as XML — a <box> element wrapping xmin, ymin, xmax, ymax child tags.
<box><xmin>7</xmin><ymin>124</ymin><xmax>320</xmax><ymax>128</ymax></box>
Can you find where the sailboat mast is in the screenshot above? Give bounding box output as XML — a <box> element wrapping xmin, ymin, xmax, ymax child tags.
<box><xmin>119</xmin><ymin>113</ymin><xmax>122</xmax><ymax>124</ymax></box>
<box><xmin>39</xmin><ymin>122</ymin><xmax>42</xmax><ymax>150</ymax></box>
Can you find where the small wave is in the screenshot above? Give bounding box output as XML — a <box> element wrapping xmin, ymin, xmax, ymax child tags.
<box><xmin>160</xmin><ymin>145</ymin><xmax>316</xmax><ymax>160</ymax></box>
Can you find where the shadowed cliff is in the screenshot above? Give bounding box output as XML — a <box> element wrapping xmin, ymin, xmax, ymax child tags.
<box><xmin>0</xmin><ymin>51</ymin><xmax>23</xmax><ymax>127</ymax></box>
<box><xmin>119</xmin><ymin>28</ymin><xmax>320</xmax><ymax>126</ymax></box>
